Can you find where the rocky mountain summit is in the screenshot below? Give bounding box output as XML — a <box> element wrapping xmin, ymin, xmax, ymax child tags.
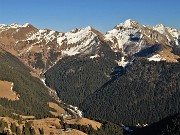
<box><xmin>0</xmin><ymin>20</ymin><xmax>179</xmax><ymax>74</ymax></box>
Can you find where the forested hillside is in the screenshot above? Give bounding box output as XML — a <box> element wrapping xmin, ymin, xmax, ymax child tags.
<box><xmin>81</xmin><ymin>58</ymin><xmax>180</xmax><ymax>125</ymax></box>
<box><xmin>45</xmin><ymin>43</ymin><xmax>119</xmax><ymax>105</ymax></box>
<box><xmin>131</xmin><ymin>113</ymin><xmax>180</xmax><ymax>135</ymax></box>
<box><xmin>0</xmin><ymin>18</ymin><xmax>180</xmax><ymax>134</ymax></box>
<box><xmin>45</xmin><ymin>40</ymin><xmax>180</xmax><ymax>126</ymax></box>
<box><xmin>0</xmin><ymin>49</ymin><xmax>56</xmax><ymax>117</ymax></box>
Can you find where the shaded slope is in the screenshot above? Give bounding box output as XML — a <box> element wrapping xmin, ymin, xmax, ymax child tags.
<box><xmin>132</xmin><ymin>113</ymin><xmax>180</xmax><ymax>135</ymax></box>
<box><xmin>80</xmin><ymin>58</ymin><xmax>180</xmax><ymax>125</ymax></box>
<box><xmin>0</xmin><ymin>49</ymin><xmax>55</xmax><ymax>117</ymax></box>
<box><xmin>45</xmin><ymin>43</ymin><xmax>118</xmax><ymax>105</ymax></box>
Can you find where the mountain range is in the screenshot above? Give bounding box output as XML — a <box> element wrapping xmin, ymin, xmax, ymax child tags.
<box><xmin>0</xmin><ymin>19</ymin><xmax>180</xmax><ymax>134</ymax></box>
<box><xmin>0</xmin><ymin>19</ymin><xmax>179</xmax><ymax>73</ymax></box>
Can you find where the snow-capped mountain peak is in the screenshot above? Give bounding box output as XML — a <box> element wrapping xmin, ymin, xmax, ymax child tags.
<box><xmin>84</xmin><ymin>26</ymin><xmax>92</xmax><ymax>31</ymax></box>
<box><xmin>153</xmin><ymin>24</ymin><xmax>180</xmax><ymax>46</ymax></box>
<box><xmin>0</xmin><ymin>23</ymin><xmax>34</xmax><ymax>32</ymax></box>
<box><xmin>153</xmin><ymin>24</ymin><xmax>167</xmax><ymax>34</ymax></box>
<box><xmin>116</xmin><ymin>19</ymin><xmax>140</xmax><ymax>29</ymax></box>
<box><xmin>22</xmin><ymin>23</ymin><xmax>31</xmax><ymax>27</ymax></box>
<box><xmin>57</xmin><ymin>26</ymin><xmax>103</xmax><ymax>56</ymax></box>
<box><xmin>105</xmin><ymin>19</ymin><xmax>142</xmax><ymax>52</ymax></box>
<box><xmin>0</xmin><ymin>24</ymin><xmax>104</xmax><ymax>72</ymax></box>
<box><xmin>0</xmin><ymin>21</ymin><xmax>179</xmax><ymax>73</ymax></box>
<box><xmin>105</xmin><ymin>19</ymin><xmax>180</xmax><ymax>64</ymax></box>
<box><xmin>166</xmin><ymin>27</ymin><xmax>180</xmax><ymax>39</ymax></box>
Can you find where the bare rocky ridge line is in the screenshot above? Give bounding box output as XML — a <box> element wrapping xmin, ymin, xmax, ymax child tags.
<box><xmin>105</xmin><ymin>19</ymin><xmax>180</xmax><ymax>65</ymax></box>
<box><xmin>0</xmin><ymin>20</ymin><xmax>179</xmax><ymax>74</ymax></box>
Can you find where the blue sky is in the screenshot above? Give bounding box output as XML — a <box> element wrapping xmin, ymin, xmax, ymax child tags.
<box><xmin>0</xmin><ymin>0</ymin><xmax>179</xmax><ymax>33</ymax></box>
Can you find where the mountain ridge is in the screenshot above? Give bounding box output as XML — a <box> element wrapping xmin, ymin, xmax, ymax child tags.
<box><xmin>1</xmin><ymin>20</ymin><xmax>180</xmax><ymax>134</ymax></box>
<box><xmin>1</xmin><ymin>19</ymin><xmax>179</xmax><ymax>75</ymax></box>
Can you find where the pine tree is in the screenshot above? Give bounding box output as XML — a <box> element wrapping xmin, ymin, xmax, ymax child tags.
<box><xmin>39</xmin><ymin>128</ymin><xmax>44</xmax><ymax>135</ymax></box>
<box><xmin>30</xmin><ymin>127</ymin><xmax>36</xmax><ymax>135</ymax></box>
<box><xmin>10</xmin><ymin>123</ymin><xmax>16</xmax><ymax>133</ymax></box>
<box><xmin>16</xmin><ymin>126</ymin><xmax>21</xmax><ymax>135</ymax></box>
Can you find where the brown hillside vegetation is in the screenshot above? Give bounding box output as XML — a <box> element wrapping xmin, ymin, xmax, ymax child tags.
<box><xmin>31</xmin><ymin>118</ymin><xmax>87</xmax><ymax>135</ymax></box>
<box><xmin>0</xmin><ymin>117</ymin><xmax>61</xmax><ymax>135</ymax></box>
<box><xmin>21</xmin><ymin>115</ymin><xmax>35</xmax><ymax>119</ymax></box>
<box><xmin>0</xmin><ymin>117</ymin><xmax>89</xmax><ymax>135</ymax></box>
<box><xmin>0</xmin><ymin>80</ymin><xmax>19</xmax><ymax>100</ymax></box>
<box><xmin>30</xmin><ymin>118</ymin><xmax>62</xmax><ymax>135</ymax></box>
<box><xmin>159</xmin><ymin>48</ymin><xmax>179</xmax><ymax>62</ymax></box>
<box><xmin>48</xmin><ymin>102</ymin><xmax>66</xmax><ymax>116</ymax></box>
<box><xmin>62</xmin><ymin>129</ymin><xmax>87</xmax><ymax>135</ymax></box>
<box><xmin>12</xmin><ymin>113</ymin><xmax>36</xmax><ymax>120</ymax></box>
<box><xmin>65</xmin><ymin>118</ymin><xmax>102</xmax><ymax>130</ymax></box>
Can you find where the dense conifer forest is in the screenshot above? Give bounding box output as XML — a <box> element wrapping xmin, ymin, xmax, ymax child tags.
<box><xmin>45</xmin><ymin>46</ymin><xmax>180</xmax><ymax>126</ymax></box>
<box><xmin>0</xmin><ymin>49</ymin><xmax>56</xmax><ymax>117</ymax></box>
<box><xmin>45</xmin><ymin>43</ymin><xmax>119</xmax><ymax>105</ymax></box>
<box><xmin>131</xmin><ymin>113</ymin><xmax>180</xmax><ymax>135</ymax></box>
<box><xmin>81</xmin><ymin>58</ymin><xmax>180</xmax><ymax>125</ymax></box>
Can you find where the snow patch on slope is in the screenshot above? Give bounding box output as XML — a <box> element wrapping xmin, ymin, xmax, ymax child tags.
<box><xmin>105</xmin><ymin>25</ymin><xmax>140</xmax><ymax>50</ymax></box>
<box><xmin>153</xmin><ymin>24</ymin><xmax>166</xmax><ymax>34</ymax></box>
<box><xmin>62</xmin><ymin>47</ymin><xmax>80</xmax><ymax>56</ymax></box>
<box><xmin>118</xmin><ymin>56</ymin><xmax>129</xmax><ymax>67</ymax></box>
<box><xmin>10</xmin><ymin>83</ymin><xmax>14</xmax><ymax>91</ymax></box>
<box><xmin>148</xmin><ymin>54</ymin><xmax>166</xmax><ymax>61</ymax></box>
<box><xmin>153</xmin><ymin>24</ymin><xmax>180</xmax><ymax>45</ymax></box>
<box><xmin>0</xmin><ymin>23</ymin><xmax>31</xmax><ymax>32</ymax></box>
<box><xmin>27</xmin><ymin>29</ymin><xmax>58</xmax><ymax>44</ymax></box>
<box><xmin>58</xmin><ymin>26</ymin><xmax>101</xmax><ymax>56</ymax></box>
<box><xmin>166</xmin><ymin>27</ymin><xmax>180</xmax><ymax>45</ymax></box>
<box><xmin>90</xmin><ymin>54</ymin><xmax>100</xmax><ymax>59</ymax></box>
<box><xmin>68</xmin><ymin>105</ymin><xmax>83</xmax><ymax>117</ymax></box>
<box><xmin>57</xmin><ymin>26</ymin><xmax>93</xmax><ymax>45</ymax></box>
<box><xmin>166</xmin><ymin>27</ymin><xmax>179</xmax><ymax>39</ymax></box>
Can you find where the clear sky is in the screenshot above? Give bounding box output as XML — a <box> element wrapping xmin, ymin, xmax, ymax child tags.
<box><xmin>0</xmin><ymin>0</ymin><xmax>179</xmax><ymax>33</ymax></box>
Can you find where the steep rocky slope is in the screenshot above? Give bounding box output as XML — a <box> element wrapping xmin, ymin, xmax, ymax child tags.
<box><xmin>0</xmin><ymin>24</ymin><xmax>105</xmax><ymax>75</ymax></box>
<box><xmin>105</xmin><ymin>19</ymin><xmax>180</xmax><ymax>65</ymax></box>
<box><xmin>0</xmin><ymin>20</ymin><xmax>179</xmax><ymax>75</ymax></box>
